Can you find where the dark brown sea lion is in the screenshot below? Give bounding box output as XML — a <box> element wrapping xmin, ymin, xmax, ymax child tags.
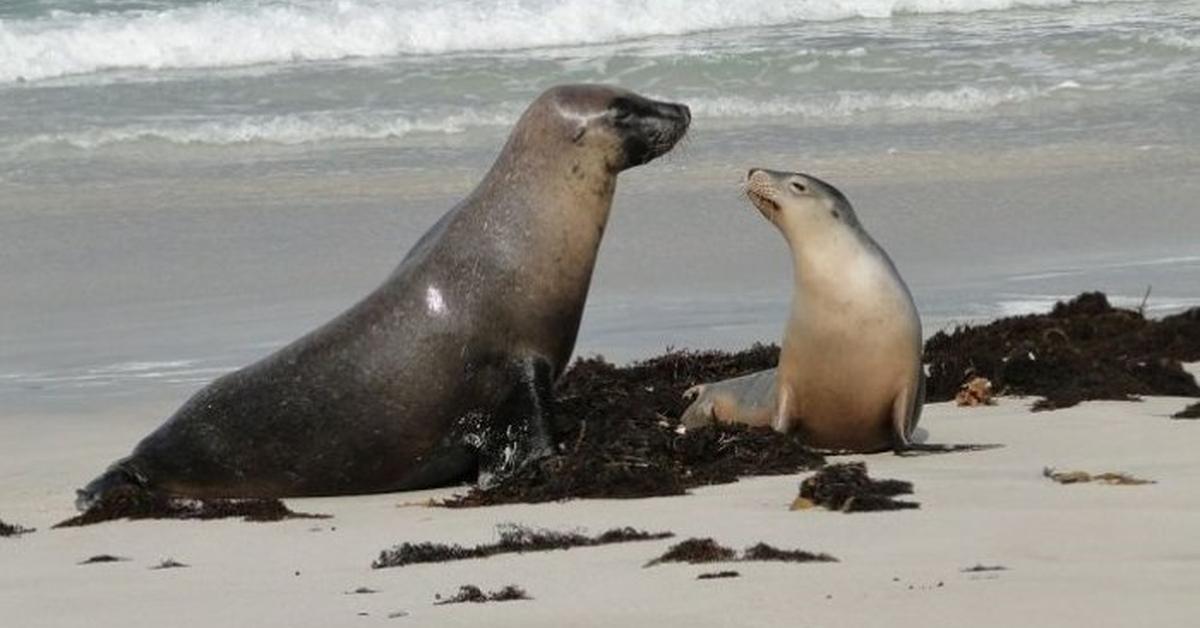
<box><xmin>77</xmin><ymin>85</ymin><xmax>690</xmax><ymax>509</ymax></box>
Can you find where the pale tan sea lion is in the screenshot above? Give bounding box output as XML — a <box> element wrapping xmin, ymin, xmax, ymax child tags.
<box><xmin>76</xmin><ymin>85</ymin><xmax>690</xmax><ymax>510</ymax></box>
<box><xmin>680</xmin><ymin>169</ymin><xmax>923</xmax><ymax>452</ymax></box>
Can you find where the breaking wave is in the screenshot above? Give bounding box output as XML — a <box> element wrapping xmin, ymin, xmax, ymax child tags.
<box><xmin>0</xmin><ymin>0</ymin><xmax>1139</xmax><ymax>83</ymax></box>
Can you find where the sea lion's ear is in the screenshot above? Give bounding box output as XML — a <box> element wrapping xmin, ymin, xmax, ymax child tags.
<box><xmin>571</xmin><ymin>127</ymin><xmax>586</xmax><ymax>143</ymax></box>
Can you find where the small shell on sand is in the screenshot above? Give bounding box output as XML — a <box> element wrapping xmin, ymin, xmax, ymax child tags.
<box><xmin>955</xmin><ymin>377</ymin><xmax>996</xmax><ymax>407</ymax></box>
<box><xmin>1043</xmin><ymin>467</ymin><xmax>1154</xmax><ymax>485</ymax></box>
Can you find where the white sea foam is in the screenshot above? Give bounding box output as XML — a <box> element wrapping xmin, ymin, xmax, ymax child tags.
<box><xmin>0</xmin><ymin>361</ymin><xmax>235</xmax><ymax>391</ymax></box>
<box><xmin>10</xmin><ymin>84</ymin><xmax>1049</xmax><ymax>150</ymax></box>
<box><xmin>0</xmin><ymin>0</ymin><xmax>1141</xmax><ymax>83</ymax></box>
<box><xmin>690</xmin><ymin>85</ymin><xmax>1043</xmax><ymax>120</ymax></box>
<box><xmin>95</xmin><ymin>360</ymin><xmax>196</xmax><ymax>374</ymax></box>
<box><xmin>13</xmin><ymin>107</ymin><xmax>521</xmax><ymax>149</ymax></box>
<box><xmin>1005</xmin><ymin>270</ymin><xmax>1084</xmax><ymax>282</ymax></box>
<box><xmin>1144</xmin><ymin>31</ymin><xmax>1200</xmax><ymax>50</ymax></box>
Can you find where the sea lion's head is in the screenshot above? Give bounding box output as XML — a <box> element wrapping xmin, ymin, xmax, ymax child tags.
<box><xmin>744</xmin><ymin>168</ymin><xmax>860</xmax><ymax>237</ymax></box>
<box><xmin>508</xmin><ymin>84</ymin><xmax>690</xmax><ymax>175</ymax></box>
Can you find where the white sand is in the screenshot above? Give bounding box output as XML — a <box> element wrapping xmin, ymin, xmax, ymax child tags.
<box><xmin>3</xmin><ymin>395</ymin><xmax>1199</xmax><ymax>627</ymax></box>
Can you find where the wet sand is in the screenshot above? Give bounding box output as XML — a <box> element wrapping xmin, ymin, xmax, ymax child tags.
<box><xmin>4</xmin><ymin>140</ymin><xmax>1199</xmax><ymax>413</ymax></box>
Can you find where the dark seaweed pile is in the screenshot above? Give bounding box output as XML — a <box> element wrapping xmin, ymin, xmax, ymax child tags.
<box><xmin>372</xmin><ymin>524</ymin><xmax>672</xmax><ymax>569</ymax></box>
<box><xmin>961</xmin><ymin>564</ymin><xmax>1008</xmax><ymax>573</ymax></box>
<box><xmin>645</xmin><ymin>538</ymin><xmax>837</xmax><ymax>567</ymax></box>
<box><xmin>740</xmin><ymin>542</ymin><xmax>838</xmax><ymax>563</ymax></box>
<box><xmin>1174</xmin><ymin>402</ymin><xmax>1200</xmax><ymax>419</ymax></box>
<box><xmin>0</xmin><ymin>519</ymin><xmax>35</xmax><ymax>537</ymax></box>
<box><xmin>79</xmin><ymin>555</ymin><xmax>128</xmax><ymax>565</ymax></box>
<box><xmin>149</xmin><ymin>559</ymin><xmax>189</xmax><ymax>570</ymax></box>
<box><xmin>434</xmin><ymin>585</ymin><xmax>530</xmax><ymax>605</ymax></box>
<box><xmin>924</xmin><ymin>292</ymin><xmax>1200</xmax><ymax>410</ymax></box>
<box><xmin>445</xmin><ymin>345</ymin><xmax>825</xmax><ymax>507</ymax></box>
<box><xmin>644</xmin><ymin>538</ymin><xmax>736</xmax><ymax>566</ymax></box>
<box><xmin>696</xmin><ymin>571</ymin><xmax>741</xmax><ymax>580</ymax></box>
<box><xmin>55</xmin><ymin>486</ymin><xmax>328</xmax><ymax>528</ymax></box>
<box><xmin>797</xmin><ymin>462</ymin><xmax>919</xmax><ymax>512</ymax></box>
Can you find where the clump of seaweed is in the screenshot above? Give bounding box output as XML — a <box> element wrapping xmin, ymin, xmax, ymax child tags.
<box><xmin>442</xmin><ymin>345</ymin><xmax>825</xmax><ymax>507</ymax></box>
<box><xmin>149</xmin><ymin>558</ymin><xmax>189</xmax><ymax>570</ymax></box>
<box><xmin>434</xmin><ymin>585</ymin><xmax>530</xmax><ymax>605</ymax></box>
<box><xmin>924</xmin><ymin>292</ymin><xmax>1200</xmax><ymax>410</ymax></box>
<box><xmin>0</xmin><ymin>519</ymin><xmax>35</xmax><ymax>538</ymax></box>
<box><xmin>373</xmin><ymin>524</ymin><xmax>673</xmax><ymax>569</ymax></box>
<box><xmin>55</xmin><ymin>485</ymin><xmax>329</xmax><ymax>528</ymax></box>
<box><xmin>644</xmin><ymin>538</ymin><xmax>736</xmax><ymax>567</ymax></box>
<box><xmin>697</xmin><ymin>570</ymin><xmax>741</xmax><ymax>580</ymax></box>
<box><xmin>1173</xmin><ymin>401</ymin><xmax>1200</xmax><ymax>419</ymax></box>
<box><xmin>645</xmin><ymin>539</ymin><xmax>837</xmax><ymax>567</ymax></box>
<box><xmin>79</xmin><ymin>555</ymin><xmax>129</xmax><ymax>565</ymax></box>
<box><xmin>961</xmin><ymin>564</ymin><xmax>1008</xmax><ymax>573</ymax></box>
<box><xmin>741</xmin><ymin>543</ymin><xmax>838</xmax><ymax>563</ymax></box>
<box><xmin>794</xmin><ymin>462</ymin><xmax>919</xmax><ymax>512</ymax></box>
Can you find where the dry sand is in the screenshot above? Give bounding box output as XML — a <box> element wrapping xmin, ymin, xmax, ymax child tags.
<box><xmin>3</xmin><ymin>393</ymin><xmax>1199</xmax><ymax>627</ymax></box>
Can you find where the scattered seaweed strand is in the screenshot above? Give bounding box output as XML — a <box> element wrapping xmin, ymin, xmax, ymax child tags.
<box><xmin>373</xmin><ymin>524</ymin><xmax>673</xmax><ymax>569</ymax></box>
<box><xmin>0</xmin><ymin>519</ymin><xmax>36</xmax><ymax>538</ymax></box>
<box><xmin>645</xmin><ymin>538</ymin><xmax>838</xmax><ymax>567</ymax></box>
<box><xmin>434</xmin><ymin>585</ymin><xmax>531</xmax><ymax>605</ymax></box>
<box><xmin>55</xmin><ymin>487</ymin><xmax>329</xmax><ymax>528</ymax></box>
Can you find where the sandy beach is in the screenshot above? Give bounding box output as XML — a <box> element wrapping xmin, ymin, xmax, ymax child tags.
<box><xmin>4</xmin><ymin>390</ymin><xmax>1199</xmax><ymax>627</ymax></box>
<box><xmin>4</xmin><ymin>1</ymin><xmax>1200</xmax><ymax>626</ymax></box>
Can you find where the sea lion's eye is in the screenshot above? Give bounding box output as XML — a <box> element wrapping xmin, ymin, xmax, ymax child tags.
<box><xmin>610</xmin><ymin>97</ymin><xmax>638</xmax><ymax>124</ymax></box>
<box><xmin>790</xmin><ymin>181</ymin><xmax>807</xmax><ymax>193</ymax></box>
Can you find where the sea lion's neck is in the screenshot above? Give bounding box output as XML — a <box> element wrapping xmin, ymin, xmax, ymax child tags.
<box><xmin>784</xmin><ymin>226</ymin><xmax>898</xmax><ymax>326</ymax></box>
<box><xmin>460</xmin><ymin>136</ymin><xmax>619</xmax><ymax>366</ymax></box>
<box><xmin>484</xmin><ymin>131</ymin><xmax>617</xmax><ymax>249</ymax></box>
<box><xmin>789</xmin><ymin>228</ymin><xmax>869</xmax><ymax>287</ymax></box>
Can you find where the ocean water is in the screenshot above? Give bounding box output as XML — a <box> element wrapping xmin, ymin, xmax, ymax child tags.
<box><xmin>2</xmin><ymin>0</ymin><xmax>1199</xmax><ymax>407</ymax></box>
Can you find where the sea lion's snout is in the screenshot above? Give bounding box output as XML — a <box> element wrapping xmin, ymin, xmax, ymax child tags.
<box><xmin>612</xmin><ymin>94</ymin><xmax>690</xmax><ymax>169</ymax></box>
<box><xmin>745</xmin><ymin>168</ymin><xmax>782</xmax><ymax>216</ymax></box>
<box><xmin>668</xmin><ymin>101</ymin><xmax>692</xmax><ymax>126</ymax></box>
<box><xmin>75</xmin><ymin>461</ymin><xmax>147</xmax><ymax>512</ymax></box>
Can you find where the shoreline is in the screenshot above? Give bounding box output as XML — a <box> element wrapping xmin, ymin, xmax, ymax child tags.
<box><xmin>5</xmin><ymin>139</ymin><xmax>1200</xmax><ymax>409</ymax></box>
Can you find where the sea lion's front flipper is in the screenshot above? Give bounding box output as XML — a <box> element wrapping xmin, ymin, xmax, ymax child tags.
<box><xmin>890</xmin><ymin>371</ymin><xmax>924</xmax><ymax>449</ymax></box>
<box><xmin>389</xmin><ymin>444</ymin><xmax>478</xmax><ymax>491</ymax></box>
<box><xmin>475</xmin><ymin>356</ymin><xmax>558</xmax><ymax>488</ymax></box>
<box><xmin>892</xmin><ymin>374</ymin><xmax>1003</xmax><ymax>455</ymax></box>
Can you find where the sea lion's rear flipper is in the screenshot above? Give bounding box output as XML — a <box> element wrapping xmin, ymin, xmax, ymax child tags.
<box><xmin>475</xmin><ymin>356</ymin><xmax>558</xmax><ymax>488</ymax></box>
<box><xmin>680</xmin><ymin>368</ymin><xmax>778</xmax><ymax>429</ymax></box>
